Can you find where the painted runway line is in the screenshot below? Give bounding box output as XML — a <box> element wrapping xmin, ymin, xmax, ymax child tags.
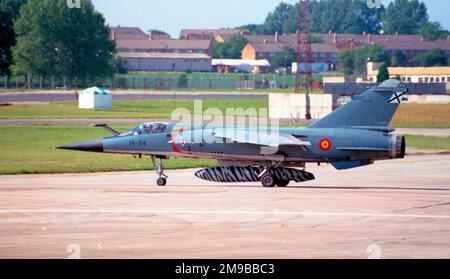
<box><xmin>1</xmin><ymin>209</ymin><xmax>449</xmax><ymax>220</ymax></box>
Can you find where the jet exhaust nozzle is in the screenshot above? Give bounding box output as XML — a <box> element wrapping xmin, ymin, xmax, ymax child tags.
<box><xmin>389</xmin><ymin>134</ymin><xmax>406</xmax><ymax>159</ymax></box>
<box><xmin>195</xmin><ymin>166</ymin><xmax>315</xmax><ymax>183</ymax></box>
<box><xmin>57</xmin><ymin>139</ymin><xmax>104</xmax><ymax>153</ymax></box>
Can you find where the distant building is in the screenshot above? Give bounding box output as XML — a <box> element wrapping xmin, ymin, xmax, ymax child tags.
<box><xmin>148</xmin><ymin>32</ymin><xmax>171</xmax><ymax>41</ymax></box>
<box><xmin>242</xmin><ymin>42</ymin><xmax>338</xmax><ymax>72</ymax></box>
<box><xmin>367</xmin><ymin>63</ymin><xmax>450</xmax><ymax>83</ymax></box>
<box><xmin>244</xmin><ymin>32</ymin><xmax>296</xmax><ymax>45</ymax></box>
<box><xmin>322</xmin><ymin>75</ymin><xmax>346</xmax><ymax>84</ymax></box>
<box><xmin>317</xmin><ymin>33</ymin><xmax>450</xmax><ymax>60</ymax></box>
<box><xmin>117</xmin><ymin>52</ymin><xmax>212</xmax><ymax>72</ymax></box>
<box><xmin>215</xmin><ymin>34</ymin><xmax>240</xmax><ymax>43</ymax></box>
<box><xmin>116</xmin><ymin>39</ymin><xmax>213</xmax><ymax>56</ymax></box>
<box><xmin>110</xmin><ymin>26</ymin><xmax>171</xmax><ymax>41</ymax></box>
<box><xmin>110</xmin><ymin>26</ymin><xmax>148</xmax><ymax>40</ymax></box>
<box><xmin>212</xmin><ymin>59</ymin><xmax>270</xmax><ymax>74</ymax></box>
<box><xmin>180</xmin><ymin>28</ymin><xmax>246</xmax><ymax>41</ymax></box>
<box><xmin>242</xmin><ymin>32</ymin><xmax>450</xmax><ymax>68</ymax></box>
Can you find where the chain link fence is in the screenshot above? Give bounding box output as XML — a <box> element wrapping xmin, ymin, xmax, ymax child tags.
<box><xmin>1</xmin><ymin>74</ymin><xmax>323</xmax><ymax>91</ymax></box>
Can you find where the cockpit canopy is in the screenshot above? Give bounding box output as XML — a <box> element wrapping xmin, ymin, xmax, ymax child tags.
<box><xmin>120</xmin><ymin>122</ymin><xmax>169</xmax><ymax>136</ymax></box>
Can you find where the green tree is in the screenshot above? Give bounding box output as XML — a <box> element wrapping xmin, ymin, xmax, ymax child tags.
<box><xmin>147</xmin><ymin>29</ymin><xmax>169</xmax><ymax>35</ymax></box>
<box><xmin>310</xmin><ymin>0</ymin><xmax>384</xmax><ymax>34</ymax></box>
<box><xmin>12</xmin><ymin>0</ymin><xmax>115</xmax><ymax>85</ymax></box>
<box><xmin>338</xmin><ymin>45</ymin><xmax>390</xmax><ymax>75</ymax></box>
<box><xmin>236</xmin><ymin>24</ymin><xmax>268</xmax><ymax>35</ymax></box>
<box><xmin>310</xmin><ymin>36</ymin><xmax>324</xmax><ymax>43</ymax></box>
<box><xmin>420</xmin><ymin>22</ymin><xmax>450</xmax><ymax>41</ymax></box>
<box><xmin>0</xmin><ymin>0</ymin><xmax>27</xmax><ymax>75</ymax></box>
<box><xmin>212</xmin><ymin>35</ymin><xmax>247</xmax><ymax>59</ymax></box>
<box><xmin>245</xmin><ymin>1</ymin><xmax>384</xmax><ymax>35</ymax></box>
<box><xmin>390</xmin><ymin>50</ymin><xmax>407</xmax><ymax>66</ymax></box>
<box><xmin>337</xmin><ymin>49</ymin><xmax>355</xmax><ymax>76</ymax></box>
<box><xmin>411</xmin><ymin>49</ymin><xmax>449</xmax><ymax>67</ymax></box>
<box><xmin>260</xmin><ymin>2</ymin><xmax>296</xmax><ymax>35</ymax></box>
<box><xmin>382</xmin><ymin>0</ymin><xmax>429</xmax><ymax>34</ymax></box>
<box><xmin>376</xmin><ymin>63</ymin><xmax>390</xmax><ymax>82</ymax></box>
<box><xmin>273</xmin><ymin>46</ymin><xmax>296</xmax><ymax>68</ymax></box>
<box><xmin>113</xmin><ymin>57</ymin><xmax>128</xmax><ymax>74</ymax></box>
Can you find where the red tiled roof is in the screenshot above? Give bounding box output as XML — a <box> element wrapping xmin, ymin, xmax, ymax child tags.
<box><xmin>244</xmin><ymin>34</ymin><xmax>297</xmax><ymax>44</ymax></box>
<box><xmin>180</xmin><ymin>28</ymin><xmax>243</xmax><ymax>38</ymax></box>
<box><xmin>314</xmin><ymin>33</ymin><xmax>426</xmax><ymax>44</ymax></box>
<box><xmin>251</xmin><ymin>43</ymin><xmax>338</xmax><ymax>53</ymax></box>
<box><xmin>116</xmin><ymin>39</ymin><xmax>212</xmax><ymax>50</ymax></box>
<box><xmin>117</xmin><ymin>52</ymin><xmax>211</xmax><ymax>59</ymax></box>
<box><xmin>377</xmin><ymin>40</ymin><xmax>450</xmax><ymax>51</ymax></box>
<box><xmin>216</xmin><ymin>34</ymin><xmax>240</xmax><ymax>42</ymax></box>
<box><xmin>110</xmin><ymin>27</ymin><xmax>146</xmax><ymax>36</ymax></box>
<box><xmin>247</xmin><ymin>33</ymin><xmax>450</xmax><ymax>53</ymax></box>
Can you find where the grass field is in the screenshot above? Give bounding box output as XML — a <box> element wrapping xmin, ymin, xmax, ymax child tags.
<box><xmin>1</xmin><ymin>100</ymin><xmax>450</xmax><ymax>128</ymax></box>
<box><xmin>0</xmin><ymin>125</ymin><xmax>449</xmax><ymax>175</ymax></box>
<box><xmin>392</xmin><ymin>104</ymin><xmax>450</xmax><ymax>128</ymax></box>
<box><xmin>405</xmin><ymin>135</ymin><xmax>450</xmax><ymax>151</ymax></box>
<box><xmin>0</xmin><ymin>99</ymin><xmax>268</xmax><ymax>120</ymax></box>
<box><xmin>0</xmin><ymin>125</ymin><xmax>216</xmax><ymax>175</ymax></box>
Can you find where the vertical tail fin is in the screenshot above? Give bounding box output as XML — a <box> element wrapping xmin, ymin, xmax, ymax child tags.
<box><xmin>309</xmin><ymin>80</ymin><xmax>408</xmax><ymax>129</ymax></box>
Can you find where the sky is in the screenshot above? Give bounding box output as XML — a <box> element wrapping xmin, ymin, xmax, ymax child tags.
<box><xmin>92</xmin><ymin>0</ymin><xmax>450</xmax><ymax>38</ymax></box>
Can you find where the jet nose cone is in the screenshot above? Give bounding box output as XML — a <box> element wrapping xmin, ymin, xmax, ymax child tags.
<box><xmin>57</xmin><ymin>139</ymin><xmax>104</xmax><ymax>153</ymax></box>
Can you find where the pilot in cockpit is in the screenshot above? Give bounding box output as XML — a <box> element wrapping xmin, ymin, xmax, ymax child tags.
<box><xmin>120</xmin><ymin>123</ymin><xmax>168</xmax><ymax>137</ymax></box>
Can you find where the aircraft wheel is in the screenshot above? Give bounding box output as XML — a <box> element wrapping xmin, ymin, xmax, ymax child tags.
<box><xmin>261</xmin><ymin>174</ymin><xmax>275</xmax><ymax>188</ymax></box>
<box><xmin>156</xmin><ymin>178</ymin><xmax>167</xmax><ymax>186</ymax></box>
<box><xmin>276</xmin><ymin>179</ymin><xmax>290</xmax><ymax>187</ymax></box>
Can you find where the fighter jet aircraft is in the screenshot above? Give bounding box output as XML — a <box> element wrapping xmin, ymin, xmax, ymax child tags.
<box><xmin>58</xmin><ymin>79</ymin><xmax>407</xmax><ymax>187</ymax></box>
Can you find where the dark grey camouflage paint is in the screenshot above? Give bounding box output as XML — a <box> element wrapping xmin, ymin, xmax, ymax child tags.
<box><xmin>195</xmin><ymin>166</ymin><xmax>315</xmax><ymax>183</ymax></box>
<box><xmin>58</xmin><ymin>80</ymin><xmax>408</xmax><ymax>186</ymax></box>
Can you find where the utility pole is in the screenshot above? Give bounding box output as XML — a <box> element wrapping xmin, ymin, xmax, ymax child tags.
<box><xmin>295</xmin><ymin>0</ymin><xmax>312</xmax><ymax>120</ymax></box>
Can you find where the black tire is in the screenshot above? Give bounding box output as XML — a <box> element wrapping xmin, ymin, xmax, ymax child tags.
<box><xmin>261</xmin><ymin>174</ymin><xmax>275</xmax><ymax>188</ymax></box>
<box><xmin>276</xmin><ymin>179</ymin><xmax>290</xmax><ymax>187</ymax></box>
<box><xmin>156</xmin><ymin>178</ymin><xmax>167</xmax><ymax>186</ymax></box>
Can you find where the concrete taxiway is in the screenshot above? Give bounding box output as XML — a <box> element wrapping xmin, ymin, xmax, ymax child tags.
<box><xmin>1</xmin><ymin>154</ymin><xmax>450</xmax><ymax>259</ymax></box>
<box><xmin>0</xmin><ymin>92</ymin><xmax>266</xmax><ymax>103</ymax></box>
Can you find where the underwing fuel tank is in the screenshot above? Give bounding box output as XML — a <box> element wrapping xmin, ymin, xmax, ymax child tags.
<box><xmin>195</xmin><ymin>166</ymin><xmax>315</xmax><ymax>183</ymax></box>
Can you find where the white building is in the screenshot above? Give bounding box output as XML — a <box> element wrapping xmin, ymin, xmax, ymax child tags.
<box><xmin>387</xmin><ymin>67</ymin><xmax>450</xmax><ymax>83</ymax></box>
<box><xmin>269</xmin><ymin>94</ymin><xmax>333</xmax><ymax>120</ymax></box>
<box><xmin>367</xmin><ymin>62</ymin><xmax>450</xmax><ymax>83</ymax></box>
<box><xmin>212</xmin><ymin>59</ymin><xmax>270</xmax><ymax>74</ymax></box>
<box><xmin>117</xmin><ymin>52</ymin><xmax>212</xmax><ymax>72</ymax></box>
<box><xmin>79</xmin><ymin>87</ymin><xmax>112</xmax><ymax>109</ymax></box>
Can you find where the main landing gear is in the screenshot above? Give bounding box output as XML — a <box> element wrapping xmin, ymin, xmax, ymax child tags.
<box><xmin>258</xmin><ymin>163</ymin><xmax>290</xmax><ymax>188</ymax></box>
<box><xmin>260</xmin><ymin>173</ymin><xmax>290</xmax><ymax>188</ymax></box>
<box><xmin>151</xmin><ymin>156</ymin><xmax>168</xmax><ymax>186</ymax></box>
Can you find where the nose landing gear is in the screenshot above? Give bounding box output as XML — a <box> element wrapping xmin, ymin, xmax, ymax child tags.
<box><xmin>157</xmin><ymin>177</ymin><xmax>167</xmax><ymax>186</ymax></box>
<box><xmin>152</xmin><ymin>156</ymin><xmax>168</xmax><ymax>186</ymax></box>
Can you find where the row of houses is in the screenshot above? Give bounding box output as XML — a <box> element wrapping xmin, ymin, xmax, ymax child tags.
<box><xmin>181</xmin><ymin>28</ymin><xmax>450</xmax><ymax>60</ymax></box>
<box><xmin>112</xmin><ymin>26</ymin><xmax>450</xmax><ymax>75</ymax></box>
<box><xmin>179</xmin><ymin>28</ymin><xmax>246</xmax><ymax>41</ymax></box>
<box><xmin>111</xmin><ymin>26</ymin><xmax>214</xmax><ymax>72</ymax></box>
<box><xmin>241</xmin><ymin>32</ymin><xmax>450</xmax><ymax>72</ymax></box>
